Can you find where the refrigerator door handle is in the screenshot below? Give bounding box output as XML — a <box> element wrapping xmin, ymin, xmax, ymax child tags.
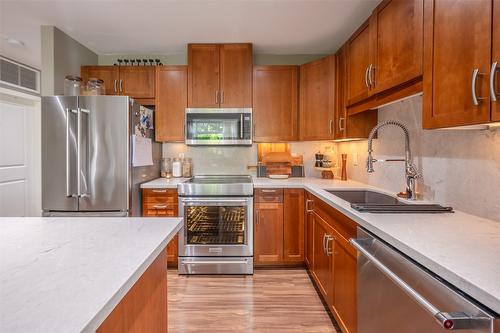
<box><xmin>66</xmin><ymin>108</ymin><xmax>78</xmax><ymax>198</ymax></box>
<box><xmin>78</xmin><ymin>108</ymin><xmax>91</xmax><ymax>198</ymax></box>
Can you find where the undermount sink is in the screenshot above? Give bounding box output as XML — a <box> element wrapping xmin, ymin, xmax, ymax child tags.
<box><xmin>326</xmin><ymin>190</ymin><xmax>403</xmax><ymax>205</ymax></box>
<box><xmin>326</xmin><ymin>189</ymin><xmax>454</xmax><ymax>214</ymax></box>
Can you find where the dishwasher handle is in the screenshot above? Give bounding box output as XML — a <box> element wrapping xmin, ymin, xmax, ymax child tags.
<box><xmin>350</xmin><ymin>238</ymin><xmax>491</xmax><ymax>330</ymax></box>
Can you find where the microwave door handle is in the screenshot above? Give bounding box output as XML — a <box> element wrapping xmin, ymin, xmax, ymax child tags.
<box><xmin>240</xmin><ymin>114</ymin><xmax>244</xmax><ymax>139</ymax></box>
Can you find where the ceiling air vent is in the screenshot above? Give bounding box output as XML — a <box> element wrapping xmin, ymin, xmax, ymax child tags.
<box><xmin>0</xmin><ymin>56</ymin><xmax>40</xmax><ymax>95</ymax></box>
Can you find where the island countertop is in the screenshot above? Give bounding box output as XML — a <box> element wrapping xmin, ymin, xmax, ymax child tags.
<box><xmin>0</xmin><ymin>216</ymin><xmax>183</xmax><ymax>333</ymax></box>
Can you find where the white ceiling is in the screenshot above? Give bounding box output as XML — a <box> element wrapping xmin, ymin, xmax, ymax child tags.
<box><xmin>0</xmin><ymin>0</ymin><xmax>380</xmax><ymax>69</ymax></box>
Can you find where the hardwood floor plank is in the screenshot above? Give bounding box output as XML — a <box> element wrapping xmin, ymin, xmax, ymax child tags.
<box><xmin>168</xmin><ymin>268</ymin><xmax>339</xmax><ymax>333</ymax></box>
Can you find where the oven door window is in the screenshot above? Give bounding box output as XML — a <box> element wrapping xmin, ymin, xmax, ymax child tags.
<box><xmin>185</xmin><ymin>205</ymin><xmax>246</xmax><ymax>245</ymax></box>
<box><xmin>186</xmin><ymin>113</ymin><xmax>250</xmax><ymax>141</ymax></box>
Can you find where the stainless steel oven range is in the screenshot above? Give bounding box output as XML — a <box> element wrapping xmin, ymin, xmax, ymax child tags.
<box><xmin>177</xmin><ymin>175</ymin><xmax>253</xmax><ymax>275</ymax></box>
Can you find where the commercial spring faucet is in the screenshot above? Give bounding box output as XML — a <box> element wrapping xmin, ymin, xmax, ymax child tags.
<box><xmin>366</xmin><ymin>120</ymin><xmax>421</xmax><ymax>200</ymax></box>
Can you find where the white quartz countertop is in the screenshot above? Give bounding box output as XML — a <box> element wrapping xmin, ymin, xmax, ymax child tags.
<box><xmin>0</xmin><ymin>217</ymin><xmax>183</xmax><ymax>333</ymax></box>
<box><xmin>143</xmin><ymin>176</ymin><xmax>500</xmax><ymax>314</ymax></box>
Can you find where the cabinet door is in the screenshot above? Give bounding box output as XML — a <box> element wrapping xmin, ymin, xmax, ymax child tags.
<box><xmin>332</xmin><ymin>229</ymin><xmax>357</xmax><ymax>333</ymax></box>
<box><xmin>492</xmin><ymin>0</ymin><xmax>500</xmax><ymax>122</ymax></box>
<box><xmin>155</xmin><ymin>66</ymin><xmax>187</xmax><ymax>142</ymax></box>
<box><xmin>311</xmin><ymin>212</ymin><xmax>334</xmax><ymax>300</ymax></box>
<box><xmin>254</xmin><ymin>202</ymin><xmax>284</xmax><ymax>264</ymax></box>
<box><xmin>372</xmin><ymin>0</ymin><xmax>423</xmax><ymax>94</ymax></box>
<box><xmin>80</xmin><ymin>66</ymin><xmax>119</xmax><ymax>95</ymax></box>
<box><xmin>167</xmin><ymin>234</ymin><xmax>179</xmax><ymax>266</ymax></box>
<box><xmin>188</xmin><ymin>44</ymin><xmax>220</xmax><ymax>107</ymax></box>
<box><xmin>346</xmin><ymin>21</ymin><xmax>373</xmax><ymax>105</ymax></box>
<box><xmin>334</xmin><ymin>46</ymin><xmax>348</xmax><ymax>140</ymax></box>
<box><xmin>219</xmin><ymin>43</ymin><xmax>253</xmax><ymax>107</ymax></box>
<box><xmin>118</xmin><ymin>66</ymin><xmax>155</xmax><ymax>98</ymax></box>
<box><xmin>423</xmin><ymin>0</ymin><xmax>492</xmax><ymax>128</ymax></box>
<box><xmin>299</xmin><ymin>55</ymin><xmax>335</xmax><ymax>140</ymax></box>
<box><xmin>283</xmin><ymin>189</ymin><xmax>304</xmax><ymax>263</ymax></box>
<box><xmin>253</xmin><ymin>66</ymin><xmax>298</xmax><ymax>141</ymax></box>
<box><xmin>305</xmin><ymin>198</ymin><xmax>314</xmax><ymax>269</ymax></box>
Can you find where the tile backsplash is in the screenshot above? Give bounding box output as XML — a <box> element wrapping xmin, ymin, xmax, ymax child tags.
<box><xmin>162</xmin><ymin>141</ymin><xmax>337</xmax><ymax>177</ymax></box>
<box><xmin>336</xmin><ymin>95</ymin><xmax>500</xmax><ymax>221</ymax></box>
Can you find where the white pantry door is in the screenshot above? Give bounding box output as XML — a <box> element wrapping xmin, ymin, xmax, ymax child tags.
<box><xmin>0</xmin><ymin>90</ymin><xmax>41</xmax><ymax>216</ymax></box>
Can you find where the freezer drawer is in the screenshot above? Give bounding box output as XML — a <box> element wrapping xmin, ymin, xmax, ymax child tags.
<box><xmin>351</xmin><ymin>228</ymin><xmax>497</xmax><ymax>333</ymax></box>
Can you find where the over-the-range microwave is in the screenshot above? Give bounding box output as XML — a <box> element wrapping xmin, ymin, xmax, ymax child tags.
<box><xmin>185</xmin><ymin>108</ymin><xmax>252</xmax><ymax>146</ymax></box>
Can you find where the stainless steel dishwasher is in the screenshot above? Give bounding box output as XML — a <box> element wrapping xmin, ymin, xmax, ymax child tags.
<box><xmin>350</xmin><ymin>228</ymin><xmax>498</xmax><ymax>332</ymax></box>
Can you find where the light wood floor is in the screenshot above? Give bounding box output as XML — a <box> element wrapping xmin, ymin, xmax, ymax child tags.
<box><xmin>168</xmin><ymin>268</ymin><xmax>339</xmax><ymax>333</ymax></box>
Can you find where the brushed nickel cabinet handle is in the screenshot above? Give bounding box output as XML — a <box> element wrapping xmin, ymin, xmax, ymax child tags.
<box><xmin>153</xmin><ymin>204</ymin><xmax>168</xmax><ymax>209</ymax></box>
<box><xmin>471</xmin><ymin>68</ymin><xmax>486</xmax><ymax>106</ymax></box>
<box><xmin>370</xmin><ymin>65</ymin><xmax>376</xmax><ymax>87</ymax></box>
<box><xmin>305</xmin><ymin>199</ymin><xmax>314</xmax><ymax>213</ymax></box>
<box><xmin>151</xmin><ymin>189</ymin><xmax>167</xmax><ymax>193</ymax></box>
<box><xmin>364</xmin><ymin>66</ymin><xmax>370</xmax><ymax>88</ymax></box>
<box><xmin>328</xmin><ymin>119</ymin><xmax>334</xmax><ymax>135</ymax></box>
<box><xmin>261</xmin><ymin>189</ymin><xmax>277</xmax><ymax>193</ymax></box>
<box><xmin>215</xmin><ymin>90</ymin><xmax>219</xmax><ymax>104</ymax></box>
<box><xmin>113</xmin><ymin>79</ymin><xmax>117</xmax><ymax>93</ymax></box>
<box><xmin>339</xmin><ymin>117</ymin><xmax>346</xmax><ymax>131</ymax></box>
<box><xmin>325</xmin><ymin>235</ymin><xmax>334</xmax><ymax>256</ymax></box>
<box><xmin>119</xmin><ymin>79</ymin><xmax>123</xmax><ymax>93</ymax></box>
<box><xmin>490</xmin><ymin>62</ymin><xmax>499</xmax><ymax>102</ymax></box>
<box><xmin>221</xmin><ymin>90</ymin><xmax>224</xmax><ymax>104</ymax></box>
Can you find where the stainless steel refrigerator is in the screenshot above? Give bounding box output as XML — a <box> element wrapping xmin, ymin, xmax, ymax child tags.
<box><xmin>41</xmin><ymin>96</ymin><xmax>160</xmax><ymax>217</ymax></box>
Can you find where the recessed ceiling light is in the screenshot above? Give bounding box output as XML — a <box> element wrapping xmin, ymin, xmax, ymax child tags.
<box><xmin>5</xmin><ymin>37</ymin><xmax>25</xmax><ymax>47</ymax></box>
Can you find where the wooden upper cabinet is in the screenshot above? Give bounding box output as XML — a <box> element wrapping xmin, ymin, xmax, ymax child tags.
<box><xmin>492</xmin><ymin>0</ymin><xmax>500</xmax><ymax>122</ymax></box>
<box><xmin>188</xmin><ymin>44</ymin><xmax>220</xmax><ymax>107</ymax></box>
<box><xmin>119</xmin><ymin>66</ymin><xmax>155</xmax><ymax>98</ymax></box>
<box><xmin>346</xmin><ymin>21</ymin><xmax>373</xmax><ymax>105</ymax></box>
<box><xmin>423</xmin><ymin>0</ymin><xmax>492</xmax><ymax>128</ymax></box>
<box><xmin>283</xmin><ymin>189</ymin><xmax>304</xmax><ymax>263</ymax></box>
<box><xmin>80</xmin><ymin>66</ymin><xmax>155</xmax><ymax>98</ymax></box>
<box><xmin>81</xmin><ymin>66</ymin><xmax>119</xmax><ymax>95</ymax></box>
<box><xmin>371</xmin><ymin>0</ymin><xmax>423</xmax><ymax>94</ymax></box>
<box><xmin>219</xmin><ymin>43</ymin><xmax>253</xmax><ymax>107</ymax></box>
<box><xmin>155</xmin><ymin>66</ymin><xmax>188</xmax><ymax>142</ymax></box>
<box><xmin>254</xmin><ymin>202</ymin><xmax>284</xmax><ymax>264</ymax></box>
<box><xmin>299</xmin><ymin>55</ymin><xmax>335</xmax><ymax>141</ymax></box>
<box><xmin>253</xmin><ymin>66</ymin><xmax>299</xmax><ymax>141</ymax></box>
<box><xmin>188</xmin><ymin>43</ymin><xmax>252</xmax><ymax>108</ymax></box>
<box><xmin>335</xmin><ymin>46</ymin><xmax>378</xmax><ymax>140</ymax></box>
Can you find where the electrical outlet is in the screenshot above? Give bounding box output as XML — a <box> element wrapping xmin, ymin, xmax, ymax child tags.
<box><xmin>353</xmin><ymin>152</ymin><xmax>359</xmax><ymax>166</ymax></box>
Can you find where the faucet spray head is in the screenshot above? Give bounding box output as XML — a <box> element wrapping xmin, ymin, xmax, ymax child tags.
<box><xmin>366</xmin><ymin>151</ymin><xmax>375</xmax><ymax>173</ymax></box>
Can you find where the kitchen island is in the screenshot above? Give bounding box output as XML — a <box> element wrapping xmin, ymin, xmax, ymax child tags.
<box><xmin>0</xmin><ymin>216</ymin><xmax>182</xmax><ymax>333</ymax></box>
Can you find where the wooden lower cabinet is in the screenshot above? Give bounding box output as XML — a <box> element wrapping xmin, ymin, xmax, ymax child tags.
<box><xmin>306</xmin><ymin>191</ymin><xmax>358</xmax><ymax>333</ymax></box>
<box><xmin>142</xmin><ymin>188</ymin><xmax>179</xmax><ymax>267</ymax></box>
<box><xmin>254</xmin><ymin>188</ymin><xmax>305</xmax><ymax>266</ymax></box>
<box><xmin>97</xmin><ymin>248</ymin><xmax>167</xmax><ymax>333</ymax></box>
<box><xmin>283</xmin><ymin>189</ymin><xmax>305</xmax><ymax>263</ymax></box>
<box><xmin>311</xmin><ymin>212</ymin><xmax>334</xmax><ymax>300</ymax></box>
<box><xmin>254</xmin><ymin>201</ymin><xmax>284</xmax><ymax>264</ymax></box>
<box><xmin>331</xmin><ymin>228</ymin><xmax>357</xmax><ymax>333</ymax></box>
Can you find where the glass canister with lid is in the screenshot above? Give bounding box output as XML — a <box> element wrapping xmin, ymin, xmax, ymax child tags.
<box><xmin>64</xmin><ymin>75</ymin><xmax>82</xmax><ymax>96</ymax></box>
<box><xmin>83</xmin><ymin>78</ymin><xmax>105</xmax><ymax>95</ymax></box>
<box><xmin>182</xmin><ymin>158</ymin><xmax>192</xmax><ymax>178</ymax></box>
<box><xmin>161</xmin><ymin>158</ymin><xmax>172</xmax><ymax>179</ymax></box>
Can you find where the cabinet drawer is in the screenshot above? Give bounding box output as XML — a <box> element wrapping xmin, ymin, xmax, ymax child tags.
<box><xmin>143</xmin><ymin>189</ymin><xmax>178</xmax><ymax>203</ymax></box>
<box><xmin>255</xmin><ymin>188</ymin><xmax>284</xmax><ymax>203</ymax></box>
<box><xmin>144</xmin><ymin>208</ymin><xmax>177</xmax><ymax>217</ymax></box>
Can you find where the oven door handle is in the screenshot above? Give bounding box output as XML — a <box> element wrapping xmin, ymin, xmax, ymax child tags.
<box><xmin>350</xmin><ymin>238</ymin><xmax>491</xmax><ymax>330</ymax></box>
<box><xmin>181</xmin><ymin>198</ymin><xmax>250</xmax><ymax>206</ymax></box>
<box><xmin>181</xmin><ymin>260</ymin><xmax>249</xmax><ymax>265</ymax></box>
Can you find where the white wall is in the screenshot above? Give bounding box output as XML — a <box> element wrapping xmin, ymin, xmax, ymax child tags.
<box><xmin>336</xmin><ymin>95</ymin><xmax>500</xmax><ymax>221</ymax></box>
